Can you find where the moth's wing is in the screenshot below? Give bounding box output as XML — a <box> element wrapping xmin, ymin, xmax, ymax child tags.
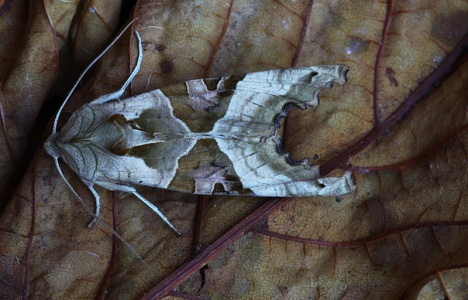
<box><xmin>223</xmin><ymin>64</ymin><xmax>349</xmax><ymax>122</ymax></box>
<box><xmin>165</xmin><ymin>65</ymin><xmax>354</xmax><ymax>196</ymax></box>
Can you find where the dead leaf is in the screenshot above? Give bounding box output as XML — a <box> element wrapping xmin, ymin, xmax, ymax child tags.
<box><xmin>0</xmin><ymin>1</ymin><xmax>467</xmax><ymax>299</ymax></box>
<box><xmin>0</xmin><ymin>1</ymin><xmax>58</xmax><ymax>204</ymax></box>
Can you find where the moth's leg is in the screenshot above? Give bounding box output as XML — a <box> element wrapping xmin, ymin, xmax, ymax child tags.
<box><xmin>132</xmin><ymin>192</ymin><xmax>181</xmax><ymax>236</ymax></box>
<box><xmin>90</xmin><ymin>31</ymin><xmax>143</xmax><ymax>105</ymax></box>
<box><xmin>82</xmin><ymin>181</ymin><xmax>101</xmax><ymax>228</ymax></box>
<box><xmin>92</xmin><ymin>181</ymin><xmax>181</xmax><ymax>235</ymax></box>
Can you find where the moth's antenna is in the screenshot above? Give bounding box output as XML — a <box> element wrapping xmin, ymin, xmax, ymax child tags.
<box><xmin>50</xmin><ymin>19</ymin><xmax>144</xmax><ymax>260</ymax></box>
<box><xmin>52</xmin><ymin>19</ymin><xmax>138</xmax><ymax>134</ymax></box>
<box><xmin>53</xmin><ymin>158</ymin><xmax>143</xmax><ymax>260</ymax></box>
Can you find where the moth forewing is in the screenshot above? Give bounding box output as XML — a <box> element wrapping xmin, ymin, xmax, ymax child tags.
<box><xmin>45</xmin><ymin>28</ymin><xmax>355</xmax><ymax>238</ymax></box>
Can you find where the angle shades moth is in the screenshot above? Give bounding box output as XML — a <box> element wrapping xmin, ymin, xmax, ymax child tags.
<box><xmin>44</xmin><ymin>24</ymin><xmax>355</xmax><ymax>240</ymax></box>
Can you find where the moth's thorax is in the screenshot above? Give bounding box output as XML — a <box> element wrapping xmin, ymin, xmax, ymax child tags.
<box><xmin>44</xmin><ymin>106</ymin><xmax>127</xmax><ymax>179</ymax></box>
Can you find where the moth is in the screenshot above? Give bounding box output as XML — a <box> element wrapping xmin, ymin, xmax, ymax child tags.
<box><xmin>45</xmin><ymin>25</ymin><xmax>355</xmax><ymax>240</ymax></box>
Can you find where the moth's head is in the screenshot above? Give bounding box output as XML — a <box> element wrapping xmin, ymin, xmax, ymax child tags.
<box><xmin>44</xmin><ymin>134</ymin><xmax>61</xmax><ymax>159</ymax></box>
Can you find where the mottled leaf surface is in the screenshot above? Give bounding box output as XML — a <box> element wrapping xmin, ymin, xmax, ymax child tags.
<box><xmin>0</xmin><ymin>0</ymin><xmax>467</xmax><ymax>299</ymax></box>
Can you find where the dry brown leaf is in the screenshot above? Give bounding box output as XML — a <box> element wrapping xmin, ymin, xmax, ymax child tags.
<box><xmin>0</xmin><ymin>0</ymin><xmax>467</xmax><ymax>299</ymax></box>
<box><xmin>0</xmin><ymin>1</ymin><xmax>58</xmax><ymax>204</ymax></box>
<box><xmin>71</xmin><ymin>0</ymin><xmax>121</xmax><ymax>69</ymax></box>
